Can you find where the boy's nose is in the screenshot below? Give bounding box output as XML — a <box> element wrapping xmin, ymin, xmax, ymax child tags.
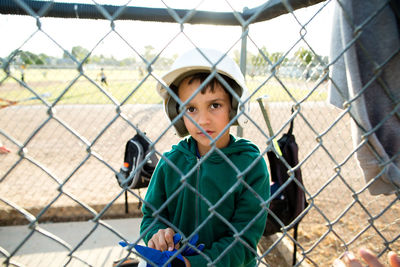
<box><xmin>197</xmin><ymin>110</ymin><xmax>210</xmax><ymax>126</ymax></box>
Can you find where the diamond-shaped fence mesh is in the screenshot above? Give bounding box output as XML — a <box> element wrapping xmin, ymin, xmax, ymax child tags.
<box><xmin>0</xmin><ymin>0</ymin><xmax>399</xmax><ymax>266</ymax></box>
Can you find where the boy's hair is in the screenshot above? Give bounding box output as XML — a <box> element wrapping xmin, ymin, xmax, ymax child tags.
<box><xmin>171</xmin><ymin>72</ymin><xmax>234</xmax><ymax>106</ymax></box>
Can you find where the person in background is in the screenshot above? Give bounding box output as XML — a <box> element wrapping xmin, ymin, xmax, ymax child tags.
<box><xmin>20</xmin><ymin>64</ymin><xmax>25</xmax><ymax>83</ymax></box>
<box><xmin>100</xmin><ymin>67</ymin><xmax>108</xmax><ymax>86</ymax></box>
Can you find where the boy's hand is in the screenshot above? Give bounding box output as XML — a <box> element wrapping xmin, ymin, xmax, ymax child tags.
<box><xmin>148</xmin><ymin>227</ymin><xmax>177</xmax><ymax>252</ymax></box>
<box><xmin>120</xmin><ymin>233</ymin><xmax>202</xmax><ymax>267</ymax></box>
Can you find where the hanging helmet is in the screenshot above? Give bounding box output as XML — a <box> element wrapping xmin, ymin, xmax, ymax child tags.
<box><xmin>156</xmin><ymin>48</ymin><xmax>249</xmax><ymax>137</ymax></box>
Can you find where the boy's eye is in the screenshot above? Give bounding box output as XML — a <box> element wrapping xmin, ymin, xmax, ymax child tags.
<box><xmin>210</xmin><ymin>103</ymin><xmax>221</xmax><ymax>109</ymax></box>
<box><xmin>186</xmin><ymin>106</ymin><xmax>196</xmax><ymax>113</ymax></box>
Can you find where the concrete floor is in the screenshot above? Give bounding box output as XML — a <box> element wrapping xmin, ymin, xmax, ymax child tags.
<box><xmin>0</xmin><ymin>218</ymin><xmax>143</xmax><ymax>267</ymax></box>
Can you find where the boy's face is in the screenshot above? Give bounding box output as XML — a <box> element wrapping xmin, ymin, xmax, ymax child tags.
<box><xmin>178</xmin><ymin>78</ymin><xmax>231</xmax><ymax>156</ymax></box>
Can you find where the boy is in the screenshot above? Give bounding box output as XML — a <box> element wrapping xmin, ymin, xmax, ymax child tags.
<box><xmin>139</xmin><ymin>48</ymin><xmax>270</xmax><ymax>266</ymax></box>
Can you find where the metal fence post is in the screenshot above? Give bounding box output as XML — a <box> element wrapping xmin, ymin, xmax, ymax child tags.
<box><xmin>237</xmin><ymin>25</ymin><xmax>248</xmax><ymax>137</ymax></box>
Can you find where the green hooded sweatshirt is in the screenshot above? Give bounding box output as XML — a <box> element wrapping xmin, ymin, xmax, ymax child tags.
<box><xmin>140</xmin><ymin>135</ymin><xmax>270</xmax><ymax>266</ymax></box>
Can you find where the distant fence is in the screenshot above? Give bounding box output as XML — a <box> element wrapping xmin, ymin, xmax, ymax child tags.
<box><xmin>0</xmin><ymin>0</ymin><xmax>399</xmax><ymax>266</ymax></box>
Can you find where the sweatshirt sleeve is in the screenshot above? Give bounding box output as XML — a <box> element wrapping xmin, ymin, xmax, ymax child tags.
<box><xmin>139</xmin><ymin>159</ymin><xmax>169</xmax><ymax>244</ymax></box>
<box><xmin>189</xmin><ymin>156</ymin><xmax>270</xmax><ymax>266</ymax></box>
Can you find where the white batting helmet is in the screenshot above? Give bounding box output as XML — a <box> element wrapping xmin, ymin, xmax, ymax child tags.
<box><xmin>156</xmin><ymin>48</ymin><xmax>249</xmax><ymax>137</ymax></box>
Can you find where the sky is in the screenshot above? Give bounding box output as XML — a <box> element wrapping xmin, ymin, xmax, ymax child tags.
<box><xmin>0</xmin><ymin>0</ymin><xmax>334</xmax><ymax>60</ymax></box>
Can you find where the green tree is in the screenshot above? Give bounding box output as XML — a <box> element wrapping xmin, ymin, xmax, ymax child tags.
<box><xmin>70</xmin><ymin>46</ymin><xmax>90</xmax><ymax>63</ymax></box>
<box><xmin>270</xmin><ymin>52</ymin><xmax>286</xmax><ymax>75</ymax></box>
<box><xmin>89</xmin><ymin>54</ymin><xmax>102</xmax><ymax>64</ymax></box>
<box><xmin>251</xmin><ymin>46</ymin><xmax>269</xmax><ymax>69</ymax></box>
<box><xmin>248</xmin><ymin>46</ymin><xmax>271</xmax><ymax>76</ymax></box>
<box><xmin>294</xmin><ymin>47</ymin><xmax>314</xmax><ymax>66</ymax></box>
<box><xmin>18</xmin><ymin>50</ymin><xmax>44</xmax><ymax>65</ymax></box>
<box><xmin>293</xmin><ymin>47</ymin><xmax>323</xmax><ymax>80</ymax></box>
<box><xmin>270</xmin><ymin>52</ymin><xmax>285</xmax><ymax>65</ymax></box>
<box><xmin>38</xmin><ymin>53</ymin><xmax>50</xmax><ymax>64</ymax></box>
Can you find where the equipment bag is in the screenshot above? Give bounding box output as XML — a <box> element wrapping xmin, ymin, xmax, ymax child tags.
<box><xmin>257</xmin><ymin>99</ymin><xmax>308</xmax><ymax>266</ymax></box>
<box><xmin>115</xmin><ymin>133</ymin><xmax>158</xmax><ymax>212</ymax></box>
<box><xmin>263</xmin><ymin>120</ymin><xmax>308</xmax><ymax>237</ymax></box>
<box><xmin>116</xmin><ymin>133</ymin><xmax>158</xmax><ymax>189</ymax></box>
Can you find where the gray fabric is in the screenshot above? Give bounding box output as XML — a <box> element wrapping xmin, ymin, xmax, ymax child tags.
<box><xmin>328</xmin><ymin>0</ymin><xmax>400</xmax><ymax>195</ymax></box>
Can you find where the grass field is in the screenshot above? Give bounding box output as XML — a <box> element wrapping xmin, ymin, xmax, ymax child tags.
<box><xmin>0</xmin><ymin>67</ymin><xmax>328</xmax><ymax>106</ymax></box>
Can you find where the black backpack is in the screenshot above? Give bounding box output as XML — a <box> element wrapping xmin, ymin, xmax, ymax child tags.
<box><xmin>116</xmin><ymin>133</ymin><xmax>158</xmax><ymax>212</ymax></box>
<box><xmin>258</xmin><ymin>99</ymin><xmax>308</xmax><ymax>265</ymax></box>
<box><xmin>263</xmin><ymin>121</ymin><xmax>308</xmax><ymax>238</ymax></box>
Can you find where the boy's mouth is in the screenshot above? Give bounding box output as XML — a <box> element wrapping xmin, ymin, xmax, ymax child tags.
<box><xmin>198</xmin><ymin>130</ymin><xmax>214</xmax><ymax>136</ymax></box>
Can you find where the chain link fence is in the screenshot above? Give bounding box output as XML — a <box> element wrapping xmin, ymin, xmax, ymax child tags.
<box><xmin>1</xmin><ymin>0</ymin><xmax>399</xmax><ymax>266</ymax></box>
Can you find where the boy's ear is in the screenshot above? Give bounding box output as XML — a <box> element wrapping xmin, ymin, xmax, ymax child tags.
<box><xmin>166</xmin><ymin>95</ymin><xmax>189</xmax><ymax>137</ymax></box>
<box><xmin>229</xmin><ymin>104</ymin><xmax>237</xmax><ymax>124</ymax></box>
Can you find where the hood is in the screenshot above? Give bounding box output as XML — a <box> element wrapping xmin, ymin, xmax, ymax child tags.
<box><xmin>172</xmin><ymin>135</ymin><xmax>260</xmax><ymax>163</ymax></box>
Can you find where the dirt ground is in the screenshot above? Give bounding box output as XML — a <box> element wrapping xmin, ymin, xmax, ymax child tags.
<box><xmin>1</xmin><ymin>102</ymin><xmax>399</xmax><ymax>266</ymax></box>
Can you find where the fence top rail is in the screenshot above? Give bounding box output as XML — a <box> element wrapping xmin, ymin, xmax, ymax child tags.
<box><xmin>0</xmin><ymin>0</ymin><xmax>324</xmax><ymax>26</ymax></box>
